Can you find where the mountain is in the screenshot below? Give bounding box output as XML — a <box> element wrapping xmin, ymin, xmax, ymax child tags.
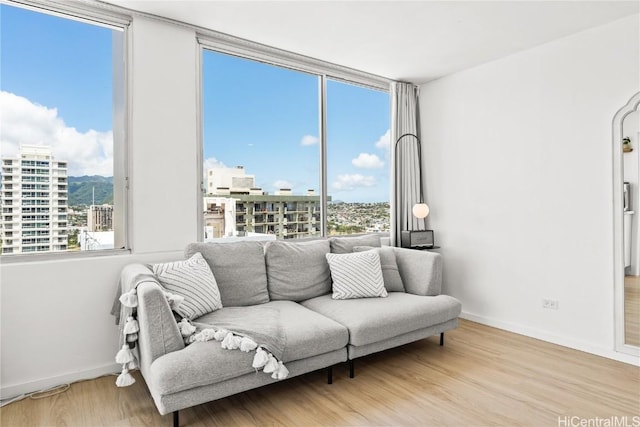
<box><xmin>68</xmin><ymin>176</ymin><xmax>113</xmax><ymax>206</ymax></box>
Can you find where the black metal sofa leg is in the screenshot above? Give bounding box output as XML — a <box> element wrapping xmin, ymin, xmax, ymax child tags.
<box><xmin>327</xmin><ymin>366</ymin><xmax>333</xmax><ymax>384</ymax></box>
<box><xmin>173</xmin><ymin>410</ymin><xmax>179</xmax><ymax>427</ymax></box>
<box><xmin>440</xmin><ymin>332</ymin><xmax>444</xmax><ymax>346</ymax></box>
<box><xmin>349</xmin><ymin>359</ymin><xmax>355</xmax><ymax>379</ymax></box>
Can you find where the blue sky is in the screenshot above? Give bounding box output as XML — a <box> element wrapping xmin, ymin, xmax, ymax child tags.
<box><xmin>1</xmin><ymin>4</ymin><xmax>113</xmax><ymax>132</ymax></box>
<box><xmin>1</xmin><ymin>4</ymin><xmax>390</xmax><ymax>202</ymax></box>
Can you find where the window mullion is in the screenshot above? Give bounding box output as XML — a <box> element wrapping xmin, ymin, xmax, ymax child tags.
<box><xmin>319</xmin><ymin>75</ymin><xmax>328</xmax><ymax>237</ymax></box>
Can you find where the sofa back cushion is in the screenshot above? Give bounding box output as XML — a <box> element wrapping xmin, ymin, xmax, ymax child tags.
<box><xmin>185</xmin><ymin>241</ymin><xmax>269</xmax><ymax>307</ymax></box>
<box><xmin>353</xmin><ymin>246</ymin><xmax>405</xmax><ymax>292</ymax></box>
<box><xmin>329</xmin><ymin>233</ymin><xmax>383</xmax><ymax>254</ymax></box>
<box><xmin>265</xmin><ymin>239</ymin><xmax>332</xmax><ymax>301</ymax></box>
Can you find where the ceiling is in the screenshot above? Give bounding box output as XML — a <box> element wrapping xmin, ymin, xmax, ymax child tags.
<box><xmin>101</xmin><ymin>0</ymin><xmax>639</xmax><ymax>84</ymax></box>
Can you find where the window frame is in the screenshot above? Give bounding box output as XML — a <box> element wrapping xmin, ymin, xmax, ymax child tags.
<box><xmin>197</xmin><ymin>33</ymin><xmax>391</xmax><ymax>240</ymax></box>
<box><xmin>0</xmin><ymin>0</ymin><xmax>131</xmax><ymax>263</ymax></box>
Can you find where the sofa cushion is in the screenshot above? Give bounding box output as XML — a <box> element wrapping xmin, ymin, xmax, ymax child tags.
<box><xmin>151</xmin><ymin>301</ymin><xmax>349</xmax><ymax>395</ymax></box>
<box><xmin>328</xmin><ymin>233</ymin><xmax>383</xmax><ymax>254</ymax></box>
<box><xmin>196</xmin><ymin>300</ymin><xmax>348</xmax><ymax>362</ymax></box>
<box><xmin>352</xmin><ymin>246</ymin><xmax>405</xmax><ymax>292</ymax></box>
<box><xmin>185</xmin><ymin>241</ymin><xmax>269</xmax><ymax>307</ymax></box>
<box><xmin>326</xmin><ymin>251</ymin><xmax>387</xmax><ymax>299</ymax></box>
<box><xmin>300</xmin><ymin>292</ymin><xmax>462</xmax><ymax>347</ymax></box>
<box><xmin>264</xmin><ymin>239</ymin><xmax>331</xmax><ymax>301</ymax></box>
<box><xmin>151</xmin><ymin>252</ymin><xmax>223</xmax><ymax>320</ymax></box>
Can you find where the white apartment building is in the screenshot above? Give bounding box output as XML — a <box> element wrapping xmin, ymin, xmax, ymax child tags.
<box><xmin>1</xmin><ymin>145</ymin><xmax>69</xmax><ymax>254</ymax></box>
<box><xmin>207</xmin><ymin>165</ymin><xmax>256</xmax><ymax>194</ymax></box>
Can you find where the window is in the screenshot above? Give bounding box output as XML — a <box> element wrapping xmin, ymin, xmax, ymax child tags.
<box><xmin>326</xmin><ymin>80</ymin><xmax>390</xmax><ymax>235</ymax></box>
<box><xmin>202</xmin><ymin>52</ymin><xmax>320</xmax><ymax>240</ymax></box>
<box><xmin>0</xmin><ymin>3</ymin><xmax>127</xmax><ymax>257</ymax></box>
<box><xmin>200</xmin><ymin>49</ymin><xmax>390</xmax><ymax>240</ymax></box>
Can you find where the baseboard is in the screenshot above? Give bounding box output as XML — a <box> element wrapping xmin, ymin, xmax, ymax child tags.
<box><xmin>460</xmin><ymin>311</ymin><xmax>640</xmax><ymax>367</ymax></box>
<box><xmin>1</xmin><ymin>363</ymin><xmax>120</xmax><ymax>401</ymax></box>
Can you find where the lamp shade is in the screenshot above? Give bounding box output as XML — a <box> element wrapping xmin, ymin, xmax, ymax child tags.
<box><xmin>412</xmin><ymin>203</ymin><xmax>430</xmax><ymax>219</ymax></box>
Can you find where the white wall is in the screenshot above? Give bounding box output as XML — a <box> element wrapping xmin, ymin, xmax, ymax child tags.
<box><xmin>0</xmin><ymin>17</ymin><xmax>200</xmax><ymax>398</ymax></box>
<box><xmin>420</xmin><ymin>14</ymin><xmax>640</xmax><ymax>364</ymax></box>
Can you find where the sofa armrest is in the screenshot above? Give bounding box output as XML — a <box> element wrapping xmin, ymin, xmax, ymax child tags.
<box><xmin>392</xmin><ymin>247</ymin><xmax>442</xmax><ymax>296</ymax></box>
<box><xmin>136</xmin><ymin>279</ymin><xmax>185</xmax><ymax>372</ymax></box>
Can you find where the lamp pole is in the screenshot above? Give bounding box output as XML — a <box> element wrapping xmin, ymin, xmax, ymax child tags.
<box><xmin>395</xmin><ymin>133</ymin><xmax>429</xmax><ymax>221</ymax></box>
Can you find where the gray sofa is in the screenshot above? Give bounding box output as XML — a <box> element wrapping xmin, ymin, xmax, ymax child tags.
<box><xmin>119</xmin><ymin>234</ymin><xmax>461</xmax><ymax>426</ymax></box>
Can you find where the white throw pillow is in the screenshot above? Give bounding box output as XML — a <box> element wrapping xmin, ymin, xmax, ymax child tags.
<box><xmin>152</xmin><ymin>252</ymin><xmax>223</xmax><ymax>319</ymax></box>
<box><xmin>326</xmin><ymin>251</ymin><xmax>388</xmax><ymax>300</ymax></box>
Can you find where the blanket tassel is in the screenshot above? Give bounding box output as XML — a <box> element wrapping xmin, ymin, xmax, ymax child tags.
<box><xmin>263</xmin><ymin>354</ymin><xmax>278</xmax><ymax>374</ymax></box>
<box><xmin>116</xmin><ymin>366</ymin><xmax>135</xmax><ymax>387</ymax></box>
<box><xmin>115</xmin><ymin>344</ymin><xmax>134</xmax><ymax>364</ymax></box>
<box><xmin>252</xmin><ymin>347</ymin><xmax>269</xmax><ymax>369</ymax></box>
<box><xmin>271</xmin><ymin>361</ymin><xmax>289</xmax><ymax>380</ymax></box>
<box><xmin>123</xmin><ymin>316</ymin><xmax>139</xmax><ymax>334</ymax></box>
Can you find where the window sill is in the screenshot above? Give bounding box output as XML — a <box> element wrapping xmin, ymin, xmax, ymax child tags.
<box><xmin>0</xmin><ymin>248</ymin><xmax>131</xmax><ymax>265</ymax></box>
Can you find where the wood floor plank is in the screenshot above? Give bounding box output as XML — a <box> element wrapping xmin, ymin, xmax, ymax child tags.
<box><xmin>1</xmin><ymin>319</ymin><xmax>638</xmax><ymax>427</ymax></box>
<box><xmin>626</xmin><ymin>275</ymin><xmax>640</xmax><ymax>346</ymax></box>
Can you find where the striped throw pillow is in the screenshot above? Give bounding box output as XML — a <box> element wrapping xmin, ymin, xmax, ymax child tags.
<box><xmin>152</xmin><ymin>252</ymin><xmax>222</xmax><ymax>320</ymax></box>
<box><xmin>326</xmin><ymin>251</ymin><xmax>388</xmax><ymax>300</ymax></box>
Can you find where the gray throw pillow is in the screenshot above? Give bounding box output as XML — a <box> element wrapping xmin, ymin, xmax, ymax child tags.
<box><xmin>152</xmin><ymin>252</ymin><xmax>223</xmax><ymax>320</ymax></box>
<box><xmin>353</xmin><ymin>246</ymin><xmax>405</xmax><ymax>292</ymax></box>
<box><xmin>326</xmin><ymin>251</ymin><xmax>388</xmax><ymax>299</ymax></box>
<box><xmin>329</xmin><ymin>234</ymin><xmax>383</xmax><ymax>254</ymax></box>
<box><xmin>185</xmin><ymin>241</ymin><xmax>269</xmax><ymax>307</ymax></box>
<box><xmin>265</xmin><ymin>239</ymin><xmax>331</xmax><ymax>301</ymax></box>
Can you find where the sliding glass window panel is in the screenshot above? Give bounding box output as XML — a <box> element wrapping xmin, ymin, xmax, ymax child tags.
<box><xmin>202</xmin><ymin>51</ymin><xmax>320</xmax><ymax>240</ymax></box>
<box><xmin>0</xmin><ymin>3</ymin><xmax>126</xmax><ymax>256</ymax></box>
<box><xmin>326</xmin><ymin>80</ymin><xmax>391</xmax><ymax>235</ymax></box>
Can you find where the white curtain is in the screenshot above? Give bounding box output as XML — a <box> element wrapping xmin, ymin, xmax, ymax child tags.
<box><xmin>390</xmin><ymin>82</ymin><xmax>425</xmax><ymax>247</ymax></box>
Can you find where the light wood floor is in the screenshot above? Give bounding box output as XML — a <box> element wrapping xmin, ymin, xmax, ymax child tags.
<box><xmin>1</xmin><ymin>319</ymin><xmax>638</xmax><ymax>427</ymax></box>
<box><xmin>626</xmin><ymin>275</ymin><xmax>640</xmax><ymax>346</ymax></box>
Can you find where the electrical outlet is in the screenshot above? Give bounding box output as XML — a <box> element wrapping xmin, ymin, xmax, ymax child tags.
<box><xmin>542</xmin><ymin>299</ymin><xmax>559</xmax><ymax>310</ymax></box>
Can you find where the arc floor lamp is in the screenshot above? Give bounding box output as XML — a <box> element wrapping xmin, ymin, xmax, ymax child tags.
<box><xmin>395</xmin><ymin>133</ymin><xmax>429</xmax><ymax>219</ymax></box>
<box><xmin>395</xmin><ymin>133</ymin><xmax>433</xmax><ymax>248</ymax></box>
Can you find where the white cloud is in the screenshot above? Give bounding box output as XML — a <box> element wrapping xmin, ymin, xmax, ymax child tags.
<box><xmin>352</xmin><ymin>152</ymin><xmax>384</xmax><ymax>169</ymax></box>
<box><xmin>300</xmin><ymin>135</ymin><xmax>319</xmax><ymax>146</ymax></box>
<box><xmin>0</xmin><ymin>91</ymin><xmax>113</xmax><ymax>176</ymax></box>
<box><xmin>332</xmin><ymin>174</ymin><xmax>376</xmax><ymax>191</ymax></box>
<box><xmin>203</xmin><ymin>157</ymin><xmax>227</xmax><ymax>171</ymax></box>
<box><xmin>273</xmin><ymin>179</ymin><xmax>292</xmax><ymax>189</ymax></box>
<box><xmin>374</xmin><ymin>129</ymin><xmax>391</xmax><ymax>151</ymax></box>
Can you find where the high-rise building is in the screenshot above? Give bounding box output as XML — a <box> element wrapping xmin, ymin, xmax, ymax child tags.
<box><xmin>87</xmin><ymin>204</ymin><xmax>113</xmax><ymax>232</ymax></box>
<box><xmin>1</xmin><ymin>145</ymin><xmax>69</xmax><ymax>254</ymax></box>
